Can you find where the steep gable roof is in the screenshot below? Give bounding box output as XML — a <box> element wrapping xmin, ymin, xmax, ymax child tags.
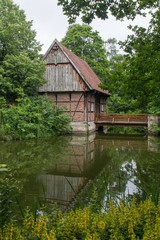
<box><xmin>43</xmin><ymin>39</ymin><xmax>111</xmax><ymax>96</ymax></box>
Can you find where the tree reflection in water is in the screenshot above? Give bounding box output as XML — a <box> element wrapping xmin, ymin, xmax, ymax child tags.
<box><xmin>0</xmin><ymin>133</ymin><xmax>160</xmax><ymax>212</ymax></box>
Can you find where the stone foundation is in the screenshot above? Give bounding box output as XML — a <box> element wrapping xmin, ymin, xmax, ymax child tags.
<box><xmin>70</xmin><ymin>132</ymin><xmax>96</xmax><ymax>145</ymax></box>
<box><xmin>70</xmin><ymin>121</ymin><xmax>96</xmax><ymax>133</ymax></box>
<box><xmin>148</xmin><ymin>115</ymin><xmax>160</xmax><ymax>135</ymax></box>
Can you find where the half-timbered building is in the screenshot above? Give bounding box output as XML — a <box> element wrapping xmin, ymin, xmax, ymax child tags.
<box><xmin>39</xmin><ymin>39</ymin><xmax>111</xmax><ymax>133</ymax></box>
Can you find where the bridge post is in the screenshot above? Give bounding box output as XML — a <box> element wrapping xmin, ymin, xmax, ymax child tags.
<box><xmin>148</xmin><ymin>115</ymin><xmax>160</xmax><ymax>135</ymax></box>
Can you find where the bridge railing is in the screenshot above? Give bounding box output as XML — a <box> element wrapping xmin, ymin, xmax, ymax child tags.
<box><xmin>95</xmin><ymin>113</ymin><xmax>148</xmax><ymax>124</ymax></box>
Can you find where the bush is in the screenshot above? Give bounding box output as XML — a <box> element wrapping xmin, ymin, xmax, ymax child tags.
<box><xmin>0</xmin><ymin>172</ymin><xmax>22</xmax><ymax>227</ymax></box>
<box><xmin>1</xmin><ymin>197</ymin><xmax>160</xmax><ymax>239</ymax></box>
<box><xmin>0</xmin><ymin>95</ymin><xmax>71</xmax><ymax>140</ymax></box>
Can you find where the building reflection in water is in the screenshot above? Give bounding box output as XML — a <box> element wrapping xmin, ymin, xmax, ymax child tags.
<box><xmin>38</xmin><ymin>133</ymin><xmax>96</xmax><ymax>211</ymax></box>
<box><xmin>37</xmin><ymin>133</ymin><xmax>159</xmax><ymax>212</ymax></box>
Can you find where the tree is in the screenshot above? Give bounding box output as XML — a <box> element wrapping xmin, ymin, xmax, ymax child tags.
<box><xmin>0</xmin><ymin>0</ymin><xmax>46</xmax><ymax>102</ymax></box>
<box><xmin>119</xmin><ymin>10</ymin><xmax>160</xmax><ymax>113</ymax></box>
<box><xmin>101</xmin><ymin>11</ymin><xmax>160</xmax><ymax>114</ymax></box>
<box><xmin>105</xmin><ymin>38</ymin><xmax>121</xmax><ymax>67</ymax></box>
<box><xmin>97</xmin><ymin>38</ymin><xmax>128</xmax><ymax>113</ymax></box>
<box><xmin>99</xmin><ymin>38</ymin><xmax>125</xmax><ymax>93</ymax></box>
<box><xmin>61</xmin><ymin>24</ymin><xmax>109</xmax><ymax>83</ymax></box>
<box><xmin>58</xmin><ymin>0</ymin><xmax>158</xmax><ymax>24</ymax></box>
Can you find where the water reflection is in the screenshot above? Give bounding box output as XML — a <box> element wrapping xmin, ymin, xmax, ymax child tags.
<box><xmin>0</xmin><ymin>133</ymin><xmax>160</xmax><ymax>212</ymax></box>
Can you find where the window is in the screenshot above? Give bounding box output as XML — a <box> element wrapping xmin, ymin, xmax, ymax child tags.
<box><xmin>90</xmin><ymin>151</ymin><xmax>94</xmax><ymax>160</ymax></box>
<box><xmin>101</xmin><ymin>104</ymin><xmax>104</xmax><ymax>112</ymax></box>
<box><xmin>90</xmin><ymin>103</ymin><xmax>94</xmax><ymax>112</ymax></box>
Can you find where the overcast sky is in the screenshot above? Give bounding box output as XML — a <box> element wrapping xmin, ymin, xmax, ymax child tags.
<box><xmin>13</xmin><ymin>0</ymin><xmax>150</xmax><ymax>54</ymax></box>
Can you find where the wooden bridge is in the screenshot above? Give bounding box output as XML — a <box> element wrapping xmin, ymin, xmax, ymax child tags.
<box><xmin>95</xmin><ymin>113</ymin><xmax>148</xmax><ymax>127</ymax></box>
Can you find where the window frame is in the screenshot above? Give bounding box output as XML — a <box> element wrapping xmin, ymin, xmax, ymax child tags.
<box><xmin>101</xmin><ymin>104</ymin><xmax>104</xmax><ymax>112</ymax></box>
<box><xmin>90</xmin><ymin>102</ymin><xmax>94</xmax><ymax>112</ymax></box>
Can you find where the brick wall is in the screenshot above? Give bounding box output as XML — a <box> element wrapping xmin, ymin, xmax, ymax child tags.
<box><xmin>100</xmin><ymin>95</ymin><xmax>107</xmax><ymax>113</ymax></box>
<box><xmin>51</xmin><ymin>142</ymin><xmax>96</xmax><ymax>174</ymax></box>
<box><xmin>88</xmin><ymin>94</ymin><xmax>95</xmax><ymax>122</ymax></box>
<box><xmin>47</xmin><ymin>92</ymin><xmax>85</xmax><ymax>122</ymax></box>
<box><xmin>46</xmin><ymin>92</ymin><xmax>108</xmax><ymax>122</ymax></box>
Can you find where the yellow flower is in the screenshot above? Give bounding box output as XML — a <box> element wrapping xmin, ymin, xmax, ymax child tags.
<box><xmin>97</xmin><ymin>220</ymin><xmax>105</xmax><ymax>231</ymax></box>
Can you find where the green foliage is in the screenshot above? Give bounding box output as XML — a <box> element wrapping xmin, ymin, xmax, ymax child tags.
<box><xmin>106</xmin><ymin>94</ymin><xmax>134</xmax><ymax>114</ymax></box>
<box><xmin>149</xmin><ymin>121</ymin><xmax>160</xmax><ymax>134</ymax></box>
<box><xmin>0</xmin><ymin>164</ymin><xmax>8</xmax><ymax>172</ymax></box>
<box><xmin>100</xmin><ymin>11</ymin><xmax>160</xmax><ymax>114</ymax></box>
<box><xmin>0</xmin><ymin>52</ymin><xmax>46</xmax><ymax>101</ymax></box>
<box><xmin>0</xmin><ymin>95</ymin><xmax>71</xmax><ymax>140</ymax></box>
<box><xmin>65</xmin><ymin>177</ymin><xmax>84</xmax><ymax>209</ymax></box>
<box><xmin>99</xmin><ymin>39</ymin><xmax>134</xmax><ymax>114</ymax></box>
<box><xmin>58</xmin><ymin>0</ymin><xmax>157</xmax><ymax>24</ymax></box>
<box><xmin>105</xmin><ymin>38</ymin><xmax>121</xmax><ymax>66</ymax></box>
<box><xmin>2</xmin><ymin>197</ymin><xmax>160</xmax><ymax>239</ymax></box>
<box><xmin>119</xmin><ymin>10</ymin><xmax>160</xmax><ymax>113</ymax></box>
<box><xmin>0</xmin><ymin>0</ymin><xmax>46</xmax><ymax>102</ymax></box>
<box><xmin>0</xmin><ymin>171</ymin><xmax>22</xmax><ymax>227</ymax></box>
<box><xmin>61</xmin><ymin>24</ymin><xmax>109</xmax><ymax>83</ymax></box>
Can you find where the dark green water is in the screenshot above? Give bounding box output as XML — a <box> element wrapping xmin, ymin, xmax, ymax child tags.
<box><xmin>0</xmin><ymin>133</ymin><xmax>160</xmax><ymax>212</ymax></box>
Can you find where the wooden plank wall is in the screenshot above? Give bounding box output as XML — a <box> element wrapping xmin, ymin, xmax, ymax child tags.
<box><xmin>39</xmin><ymin>64</ymin><xmax>89</xmax><ymax>92</ymax></box>
<box><xmin>39</xmin><ymin>47</ymin><xmax>89</xmax><ymax>92</ymax></box>
<box><xmin>38</xmin><ymin>174</ymin><xmax>86</xmax><ymax>211</ymax></box>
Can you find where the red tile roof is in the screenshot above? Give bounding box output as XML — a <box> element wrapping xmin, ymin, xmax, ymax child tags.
<box><xmin>60</xmin><ymin>43</ymin><xmax>111</xmax><ymax>96</ymax></box>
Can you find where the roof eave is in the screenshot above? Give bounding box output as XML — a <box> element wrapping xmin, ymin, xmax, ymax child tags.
<box><xmin>90</xmin><ymin>89</ymin><xmax>112</xmax><ymax>96</ymax></box>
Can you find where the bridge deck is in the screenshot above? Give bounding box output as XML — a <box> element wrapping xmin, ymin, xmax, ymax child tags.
<box><xmin>95</xmin><ymin>114</ymin><xmax>148</xmax><ymax>127</ymax></box>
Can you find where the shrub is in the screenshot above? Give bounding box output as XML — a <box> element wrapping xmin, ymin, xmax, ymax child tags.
<box><xmin>0</xmin><ymin>95</ymin><xmax>71</xmax><ymax>140</ymax></box>
<box><xmin>0</xmin><ymin>172</ymin><xmax>22</xmax><ymax>227</ymax></box>
<box><xmin>1</xmin><ymin>197</ymin><xmax>160</xmax><ymax>239</ymax></box>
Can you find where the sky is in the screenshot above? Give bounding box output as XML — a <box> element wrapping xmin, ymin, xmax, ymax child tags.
<box><xmin>13</xmin><ymin>0</ymin><xmax>151</xmax><ymax>54</ymax></box>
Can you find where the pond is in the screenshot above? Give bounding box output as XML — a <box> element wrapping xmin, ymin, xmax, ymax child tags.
<box><xmin>0</xmin><ymin>132</ymin><xmax>160</xmax><ymax>213</ymax></box>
